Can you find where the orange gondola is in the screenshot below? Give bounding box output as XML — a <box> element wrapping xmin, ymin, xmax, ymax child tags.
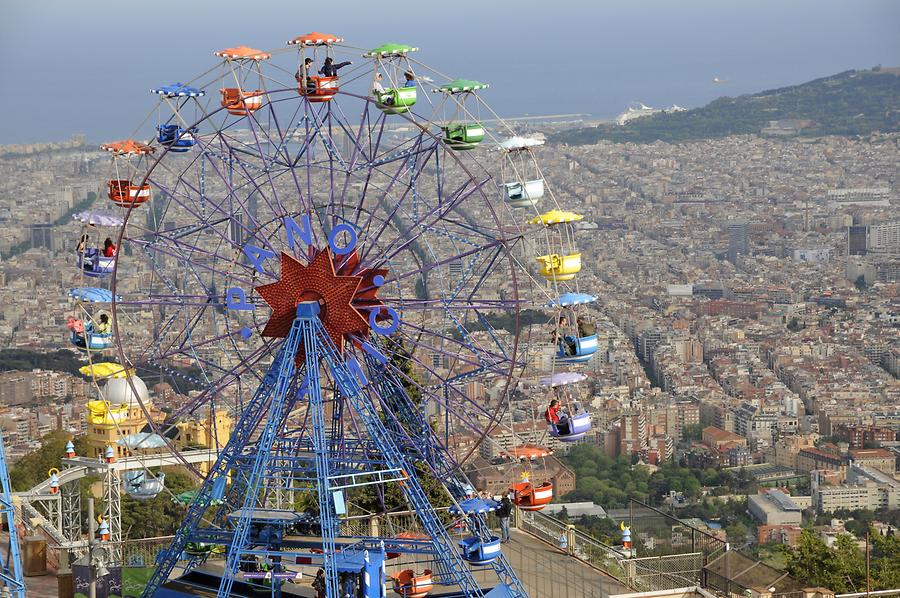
<box><xmin>392</xmin><ymin>569</ymin><xmax>433</xmax><ymax>598</ymax></box>
<box><xmin>219</xmin><ymin>88</ymin><xmax>266</xmax><ymax>115</ymax></box>
<box><xmin>214</xmin><ymin>46</ymin><xmax>270</xmax><ymax>116</ymax></box>
<box><xmin>288</xmin><ymin>32</ymin><xmax>345</xmax><ymax>102</ymax></box>
<box><xmin>107</xmin><ymin>180</ymin><xmax>151</xmax><ymax>206</ymax></box>
<box><xmin>100</xmin><ymin>140</ymin><xmax>155</xmax><ymax>207</ymax></box>
<box><xmin>509</xmin><ymin>480</ymin><xmax>553</xmax><ymax>511</ymax></box>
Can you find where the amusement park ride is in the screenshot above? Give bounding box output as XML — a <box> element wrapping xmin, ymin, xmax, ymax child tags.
<box><xmin>1</xmin><ymin>30</ymin><xmax>603</xmax><ymax>598</ymax></box>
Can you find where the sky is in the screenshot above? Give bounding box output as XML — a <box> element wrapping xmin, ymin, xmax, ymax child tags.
<box><xmin>1</xmin><ymin>0</ymin><xmax>898</xmax><ymax>144</ymax></box>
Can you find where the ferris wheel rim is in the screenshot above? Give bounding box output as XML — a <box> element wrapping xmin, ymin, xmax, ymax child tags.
<box><xmin>108</xmin><ymin>80</ymin><xmax>528</xmax><ymax>472</ymax></box>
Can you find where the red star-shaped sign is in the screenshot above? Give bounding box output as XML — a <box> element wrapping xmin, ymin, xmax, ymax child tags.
<box><xmin>254</xmin><ymin>249</ymin><xmax>386</xmax><ymax>360</ymax></box>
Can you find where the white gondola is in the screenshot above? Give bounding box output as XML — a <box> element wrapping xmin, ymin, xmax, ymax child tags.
<box><xmin>123</xmin><ymin>470</ymin><xmax>166</xmax><ymax>500</ymax></box>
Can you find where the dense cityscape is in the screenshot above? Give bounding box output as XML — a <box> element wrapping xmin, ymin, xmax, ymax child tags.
<box><xmin>0</xmin><ymin>2</ymin><xmax>898</xmax><ymax>591</ymax></box>
<box><xmin>2</xmin><ymin>115</ymin><xmax>898</xmax><ymax>594</ymax></box>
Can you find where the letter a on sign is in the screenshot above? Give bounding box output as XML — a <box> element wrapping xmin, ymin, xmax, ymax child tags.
<box><xmin>243</xmin><ymin>245</ymin><xmax>276</xmax><ymax>274</ymax></box>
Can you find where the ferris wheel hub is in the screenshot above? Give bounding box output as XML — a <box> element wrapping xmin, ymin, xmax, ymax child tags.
<box><xmin>255</xmin><ymin>248</ymin><xmax>385</xmax><ymax>356</ymax></box>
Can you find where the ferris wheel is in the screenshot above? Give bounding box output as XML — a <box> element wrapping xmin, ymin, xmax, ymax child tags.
<box><xmin>107</xmin><ymin>43</ymin><xmax>530</xmax><ymax>469</ymax></box>
<box><xmin>84</xmin><ymin>31</ymin><xmax>600</xmax><ymax>598</ymax></box>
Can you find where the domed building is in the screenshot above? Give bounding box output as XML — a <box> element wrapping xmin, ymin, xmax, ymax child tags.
<box><xmin>84</xmin><ymin>374</ymin><xmax>166</xmax><ymax>459</ymax></box>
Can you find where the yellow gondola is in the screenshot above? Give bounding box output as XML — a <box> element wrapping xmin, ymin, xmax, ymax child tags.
<box><xmin>536</xmin><ymin>253</ymin><xmax>582</xmax><ymax>281</ymax></box>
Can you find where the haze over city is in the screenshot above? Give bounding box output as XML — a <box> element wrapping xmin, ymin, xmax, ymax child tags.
<box><xmin>2</xmin><ymin>0</ymin><xmax>898</xmax><ymax>142</ymax></box>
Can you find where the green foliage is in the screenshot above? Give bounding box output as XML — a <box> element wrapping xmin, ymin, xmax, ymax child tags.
<box><xmin>564</xmin><ymin>444</ymin><xmax>747</xmax><ymax>508</ymax></box>
<box><xmin>0</xmin><ymin>348</ymin><xmax>86</xmax><ymax>377</ymax></box>
<box><xmin>870</xmin><ymin>528</ymin><xmax>900</xmax><ymax>589</ymax></box>
<box><xmin>450</xmin><ymin>308</ymin><xmax>549</xmax><ymax>340</ymax></box>
<box><xmin>681</xmin><ymin>423</ymin><xmax>703</xmax><ymax>442</ymax></box>
<box><xmin>552</xmin><ymin>70</ymin><xmax>900</xmax><ymax>145</ymax></box>
<box><xmin>572</xmin><ymin>514</ymin><xmax>620</xmax><ymax>544</ymax></box>
<box><xmin>725</xmin><ymin>520</ymin><xmax>748</xmax><ymax>544</ymax></box>
<box><xmin>9</xmin><ymin>431</ymin><xmax>88</xmax><ymax>491</ymax></box>
<box><xmin>120</xmin><ymin>469</ymin><xmax>196</xmax><ymax>539</ymax></box>
<box><xmin>781</xmin><ymin>528</ymin><xmax>900</xmax><ymax>592</ymax></box>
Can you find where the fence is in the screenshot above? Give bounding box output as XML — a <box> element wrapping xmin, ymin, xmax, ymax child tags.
<box><xmin>118</xmin><ymin>536</ymin><xmax>175</xmax><ymax>567</ymax></box>
<box><xmin>628</xmin><ymin>499</ymin><xmax>728</xmax><ymax>566</ymax></box>
<box><xmin>518</xmin><ymin>508</ymin><xmax>629</xmax><ymax>581</ymax></box>
<box><xmin>622</xmin><ymin>552</ymin><xmax>704</xmax><ymax>591</ymax></box>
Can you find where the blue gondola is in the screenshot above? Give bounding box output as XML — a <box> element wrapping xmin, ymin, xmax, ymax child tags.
<box><xmin>548</xmin><ymin>410</ymin><xmax>592</xmax><ymax>442</ymax></box>
<box><xmin>67</xmin><ymin>287</ymin><xmax>117</xmax><ymax>352</ymax></box>
<box><xmin>157</xmin><ymin>124</ymin><xmax>198</xmax><ymax>152</ymax></box>
<box><xmin>458</xmin><ymin>536</ymin><xmax>502</xmax><ymax>565</ymax></box>
<box><xmin>550</xmin><ymin>292</ymin><xmax>599</xmax><ymax>364</ymax></box>
<box><xmin>70</xmin><ymin>328</ymin><xmax>113</xmax><ymax>352</ymax></box>
<box><xmin>77</xmin><ymin>248</ymin><xmax>115</xmax><ymax>278</ymax></box>
<box><xmin>151</xmin><ymin>84</ymin><xmax>204</xmax><ymax>153</ymax></box>
<box><xmin>556</xmin><ymin>334</ymin><xmax>599</xmax><ymax>363</ymax></box>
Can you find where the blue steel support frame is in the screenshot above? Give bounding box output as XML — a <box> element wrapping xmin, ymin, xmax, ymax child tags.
<box><xmin>0</xmin><ymin>430</ymin><xmax>25</xmax><ymax>598</ymax></box>
<box><xmin>143</xmin><ymin>302</ymin><xmax>527</xmax><ymax>598</ymax></box>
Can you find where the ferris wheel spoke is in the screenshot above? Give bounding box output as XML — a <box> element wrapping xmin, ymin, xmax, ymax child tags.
<box><xmin>200</xmin><ymin>136</ymin><xmax>291</xmax><ymax>233</ymax></box>
<box><xmin>351</xmin><ymin>141</ymin><xmax>432</xmax><ymax>251</ymax></box>
<box><xmin>392</xmin><ymin>323</ymin><xmax>509</xmax><ymax>376</ymax></box>
<box><xmin>235</xmin><ymin>103</ymin><xmax>295</xmax><ymax>218</ymax></box>
<box><xmin>390</xmin><ymin>238</ymin><xmax>504</xmax><ymax>284</ymax></box>
<box><xmin>384</xmin><ymin>339</ymin><xmax>507</xmax><ymax>437</ymax></box>
<box><xmin>366</xmin><ymin>175</ymin><xmax>492</xmax><ymax>267</ymax></box>
<box><xmin>149</xmin><ymin>171</ymin><xmax>280</xmax><ymax>261</ymax></box>
<box><xmin>165</xmin><ymin>341</ymin><xmax>274</xmax><ymax>421</ymax></box>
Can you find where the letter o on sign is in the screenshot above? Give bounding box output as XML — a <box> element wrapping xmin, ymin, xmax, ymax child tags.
<box><xmin>369</xmin><ymin>306</ymin><xmax>400</xmax><ymax>335</ymax></box>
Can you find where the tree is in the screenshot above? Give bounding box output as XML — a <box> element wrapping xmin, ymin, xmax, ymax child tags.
<box><xmin>120</xmin><ymin>469</ymin><xmax>196</xmax><ymax>539</ymax></box>
<box><xmin>870</xmin><ymin>527</ymin><xmax>900</xmax><ymax>589</ymax></box>
<box><xmin>725</xmin><ymin>521</ymin><xmax>748</xmax><ymax>544</ymax></box>
<box><xmin>681</xmin><ymin>423</ymin><xmax>703</xmax><ymax>442</ymax></box>
<box><xmin>855</xmin><ymin>275</ymin><xmax>867</xmax><ymax>291</ymax></box>
<box><xmin>783</xmin><ymin>530</ymin><xmax>869</xmax><ymax>592</ymax></box>
<box><xmin>9</xmin><ymin>431</ymin><xmax>89</xmax><ymax>491</ymax></box>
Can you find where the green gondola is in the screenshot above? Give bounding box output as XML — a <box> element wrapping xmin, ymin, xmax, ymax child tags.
<box><xmin>436</xmin><ymin>79</ymin><xmax>490</xmax><ymax>149</ymax></box>
<box><xmin>442</xmin><ymin>122</ymin><xmax>485</xmax><ymax>150</ymax></box>
<box><xmin>376</xmin><ymin>87</ymin><xmax>418</xmax><ymax>114</ymax></box>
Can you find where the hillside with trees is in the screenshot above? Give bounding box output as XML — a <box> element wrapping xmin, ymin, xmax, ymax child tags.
<box><xmin>551</xmin><ymin>68</ymin><xmax>900</xmax><ymax>145</ymax></box>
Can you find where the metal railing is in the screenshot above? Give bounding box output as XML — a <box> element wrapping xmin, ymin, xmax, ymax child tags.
<box><xmin>118</xmin><ymin>536</ymin><xmax>175</xmax><ymax>567</ymax></box>
<box><xmin>518</xmin><ymin>508</ymin><xmax>629</xmax><ymax>581</ymax></box>
<box><xmin>628</xmin><ymin>499</ymin><xmax>728</xmax><ymax>565</ymax></box>
<box><xmin>622</xmin><ymin>552</ymin><xmax>704</xmax><ymax>591</ymax></box>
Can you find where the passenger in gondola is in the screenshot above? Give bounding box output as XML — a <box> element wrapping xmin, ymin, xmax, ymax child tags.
<box><xmin>403</xmin><ymin>70</ymin><xmax>416</xmax><ymax>87</ymax></box>
<box><xmin>552</xmin><ymin>316</ymin><xmax>576</xmax><ymax>355</ymax></box>
<box><xmin>77</xmin><ymin>234</ymin><xmax>94</xmax><ymax>270</ymax></box>
<box><xmin>372</xmin><ymin>73</ymin><xmax>392</xmax><ymax>105</ymax></box>
<box><xmin>319</xmin><ymin>56</ymin><xmax>352</xmax><ymax>77</ymax></box>
<box><xmin>297</xmin><ymin>58</ymin><xmax>316</xmax><ymax>93</ymax></box>
<box><xmin>577</xmin><ymin>315</ymin><xmax>595</xmax><ymax>338</ymax></box>
<box><xmin>103</xmin><ymin>238</ymin><xmax>117</xmax><ymax>257</ymax></box>
<box><xmin>67</xmin><ymin>316</ymin><xmax>86</xmax><ymax>347</ymax></box>
<box><xmin>544</xmin><ymin>399</ymin><xmax>569</xmax><ymax>435</ymax></box>
<box><xmin>94</xmin><ymin>313</ymin><xmax>111</xmax><ymax>335</ymax></box>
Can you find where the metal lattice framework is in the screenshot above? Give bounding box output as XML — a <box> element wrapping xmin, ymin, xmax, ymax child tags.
<box><xmin>0</xmin><ymin>430</ymin><xmax>25</xmax><ymax>598</ymax></box>
<box><xmin>96</xmin><ymin>36</ymin><xmax>562</xmax><ymax>598</ymax></box>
